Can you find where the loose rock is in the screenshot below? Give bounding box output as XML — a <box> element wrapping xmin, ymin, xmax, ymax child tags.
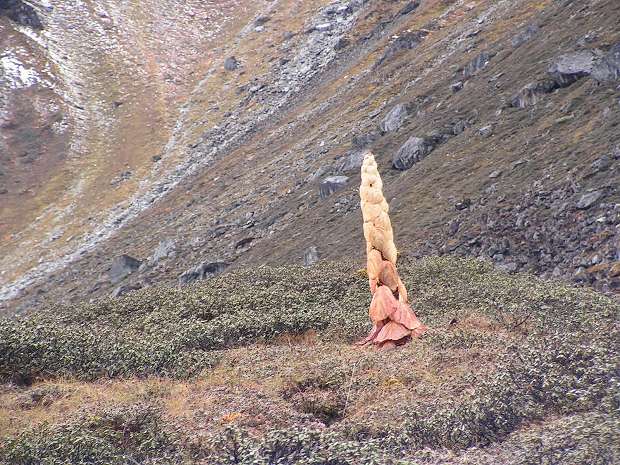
<box><xmin>314</xmin><ymin>23</ymin><xmax>332</xmax><ymax>32</ymax></box>
<box><xmin>334</xmin><ymin>37</ymin><xmax>350</xmax><ymax>50</ymax></box>
<box><xmin>320</xmin><ymin>176</ymin><xmax>349</xmax><ymax>198</ymax></box>
<box><xmin>591</xmin><ymin>155</ymin><xmax>611</xmax><ymax>172</ymax></box>
<box><xmin>455</xmin><ymin>199</ymin><xmax>472</xmax><ymax>211</ymax></box>
<box><xmin>351</xmin><ymin>130</ymin><xmax>381</xmax><ymax>149</ymax></box>
<box><xmin>224</xmin><ymin>56</ymin><xmax>239</xmax><ymax>71</ymax></box>
<box><xmin>111</xmin><ymin>283</ymin><xmax>142</xmax><ymax>298</ymax></box>
<box><xmin>548</xmin><ymin>50</ymin><xmax>600</xmax><ymax>87</ymax></box>
<box><xmin>576</xmin><ymin>191</ymin><xmax>604</xmax><ymax>210</ymax></box>
<box><xmin>380</xmin><ymin>103</ymin><xmax>408</xmax><ymax>133</ymax></box>
<box><xmin>254</xmin><ymin>16</ymin><xmax>270</xmax><ymax>26</ymax></box>
<box><xmin>392</xmin><ymin>136</ymin><xmax>434</xmax><ymax>170</ymax></box>
<box><xmin>399</xmin><ymin>1</ymin><xmax>420</xmax><ymax>15</ymax></box>
<box><xmin>179</xmin><ymin>261</ymin><xmax>228</xmax><ymax>285</ymax></box>
<box><xmin>498</xmin><ymin>262</ymin><xmax>518</xmax><ymax>273</ymax></box>
<box><xmin>479</xmin><ymin>125</ymin><xmax>493</xmax><ymax>138</ymax></box>
<box><xmin>109</xmin><ymin>255</ymin><xmax>142</xmax><ymax>284</ymax></box>
<box><xmin>452</xmin><ymin>120</ymin><xmax>468</xmax><ymax>135</ymax></box>
<box><xmin>304</xmin><ymin>246</ymin><xmax>319</xmax><ymax>266</ymax></box>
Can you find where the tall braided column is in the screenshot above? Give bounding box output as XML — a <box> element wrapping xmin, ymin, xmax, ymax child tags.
<box><xmin>358</xmin><ymin>151</ymin><xmax>427</xmax><ymax>348</ymax></box>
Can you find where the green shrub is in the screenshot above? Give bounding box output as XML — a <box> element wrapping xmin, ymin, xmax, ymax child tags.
<box><xmin>2</xmin><ymin>257</ymin><xmax>618</xmax><ymax>384</ymax></box>
<box><xmin>0</xmin><ymin>403</ymin><xmax>181</xmax><ymax>465</ymax></box>
<box><xmin>1</xmin><ymin>257</ymin><xmax>618</xmax><ymax>464</ymax></box>
<box><xmin>0</xmin><ymin>263</ymin><xmax>370</xmax><ymax>383</ymax></box>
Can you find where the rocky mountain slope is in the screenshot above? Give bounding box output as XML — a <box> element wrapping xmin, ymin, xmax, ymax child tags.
<box><xmin>1</xmin><ymin>0</ymin><xmax>620</xmax><ymax>314</ymax></box>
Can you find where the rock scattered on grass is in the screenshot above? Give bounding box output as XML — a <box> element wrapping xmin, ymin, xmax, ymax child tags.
<box><xmin>392</xmin><ymin>136</ymin><xmax>434</xmax><ymax>170</ymax></box>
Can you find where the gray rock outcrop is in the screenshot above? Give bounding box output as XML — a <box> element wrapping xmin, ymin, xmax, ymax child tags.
<box><xmin>152</xmin><ymin>239</ymin><xmax>176</xmax><ymax>262</ymax></box>
<box><xmin>463</xmin><ymin>51</ymin><xmax>491</xmax><ymax>78</ymax></box>
<box><xmin>380</xmin><ymin>104</ymin><xmax>408</xmax><ymax>133</ymax></box>
<box><xmin>179</xmin><ymin>261</ymin><xmax>228</xmax><ymax>285</ymax></box>
<box><xmin>109</xmin><ymin>255</ymin><xmax>142</xmax><ymax>284</ymax></box>
<box><xmin>511</xmin><ymin>79</ymin><xmax>559</xmax><ymax>108</ymax></box>
<box><xmin>224</xmin><ymin>56</ymin><xmax>239</xmax><ymax>71</ymax></box>
<box><xmin>304</xmin><ymin>246</ymin><xmax>319</xmax><ymax>266</ymax></box>
<box><xmin>548</xmin><ymin>50</ymin><xmax>600</xmax><ymax>87</ymax></box>
<box><xmin>320</xmin><ymin>176</ymin><xmax>349</xmax><ymax>198</ymax></box>
<box><xmin>591</xmin><ymin>43</ymin><xmax>620</xmax><ymax>82</ymax></box>
<box><xmin>392</xmin><ymin>136</ymin><xmax>434</xmax><ymax>170</ymax></box>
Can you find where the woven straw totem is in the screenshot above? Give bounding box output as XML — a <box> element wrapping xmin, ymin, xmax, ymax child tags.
<box><xmin>358</xmin><ymin>151</ymin><xmax>427</xmax><ymax>348</ymax></box>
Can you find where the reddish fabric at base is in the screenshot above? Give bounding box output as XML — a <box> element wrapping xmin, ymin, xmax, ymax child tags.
<box><xmin>359</xmin><ymin>261</ymin><xmax>427</xmax><ymax>349</ymax></box>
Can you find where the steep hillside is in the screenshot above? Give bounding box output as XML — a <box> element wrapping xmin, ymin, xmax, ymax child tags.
<box><xmin>1</xmin><ymin>1</ymin><xmax>619</xmax><ymax>312</ymax></box>
<box><xmin>1</xmin><ymin>258</ymin><xmax>618</xmax><ymax>464</ymax></box>
<box><xmin>0</xmin><ymin>0</ymin><xmax>265</xmax><ymax>309</ymax></box>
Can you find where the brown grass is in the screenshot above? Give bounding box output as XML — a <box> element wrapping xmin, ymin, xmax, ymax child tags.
<box><xmin>0</xmin><ymin>312</ymin><xmax>518</xmax><ymax>440</ymax></box>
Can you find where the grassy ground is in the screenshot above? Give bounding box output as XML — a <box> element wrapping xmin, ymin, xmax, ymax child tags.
<box><xmin>1</xmin><ymin>257</ymin><xmax>618</xmax><ymax>464</ymax></box>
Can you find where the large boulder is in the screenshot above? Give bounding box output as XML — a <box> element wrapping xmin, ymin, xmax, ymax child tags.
<box><xmin>377</xmin><ymin>31</ymin><xmax>426</xmax><ymax>66</ymax></box>
<box><xmin>109</xmin><ymin>255</ymin><xmax>142</xmax><ymax>284</ymax></box>
<box><xmin>338</xmin><ymin>150</ymin><xmax>365</xmax><ymax>172</ymax></box>
<box><xmin>576</xmin><ymin>191</ymin><xmax>604</xmax><ymax>210</ymax></box>
<box><xmin>304</xmin><ymin>246</ymin><xmax>319</xmax><ymax>266</ymax></box>
<box><xmin>319</xmin><ymin>176</ymin><xmax>349</xmax><ymax>198</ymax></box>
<box><xmin>380</xmin><ymin>104</ymin><xmax>408</xmax><ymax>133</ymax></box>
<box><xmin>511</xmin><ymin>79</ymin><xmax>558</xmax><ymax>108</ymax></box>
<box><xmin>547</xmin><ymin>50</ymin><xmax>600</xmax><ymax>87</ymax></box>
<box><xmin>591</xmin><ymin>43</ymin><xmax>620</xmax><ymax>82</ymax></box>
<box><xmin>224</xmin><ymin>56</ymin><xmax>239</xmax><ymax>71</ymax></box>
<box><xmin>392</xmin><ymin>136</ymin><xmax>434</xmax><ymax>170</ymax></box>
<box><xmin>152</xmin><ymin>239</ymin><xmax>176</xmax><ymax>262</ymax></box>
<box><xmin>179</xmin><ymin>261</ymin><xmax>228</xmax><ymax>285</ymax></box>
<box><xmin>463</xmin><ymin>51</ymin><xmax>491</xmax><ymax>78</ymax></box>
<box><xmin>511</xmin><ymin>24</ymin><xmax>539</xmax><ymax>48</ymax></box>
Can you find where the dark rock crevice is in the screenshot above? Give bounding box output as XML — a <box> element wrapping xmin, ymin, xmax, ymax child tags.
<box><xmin>0</xmin><ymin>0</ymin><xmax>44</xmax><ymax>29</ymax></box>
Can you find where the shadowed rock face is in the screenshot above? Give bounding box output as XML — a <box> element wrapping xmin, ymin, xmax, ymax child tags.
<box><xmin>592</xmin><ymin>42</ymin><xmax>620</xmax><ymax>82</ymax></box>
<box><xmin>548</xmin><ymin>50</ymin><xmax>600</xmax><ymax>87</ymax></box>
<box><xmin>0</xmin><ymin>0</ymin><xmax>43</xmax><ymax>29</ymax></box>
<box><xmin>381</xmin><ymin>103</ymin><xmax>408</xmax><ymax>133</ymax></box>
<box><xmin>392</xmin><ymin>136</ymin><xmax>434</xmax><ymax>170</ymax></box>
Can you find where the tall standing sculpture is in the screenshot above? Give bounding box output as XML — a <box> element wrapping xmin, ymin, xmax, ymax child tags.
<box><xmin>358</xmin><ymin>151</ymin><xmax>427</xmax><ymax>349</ymax></box>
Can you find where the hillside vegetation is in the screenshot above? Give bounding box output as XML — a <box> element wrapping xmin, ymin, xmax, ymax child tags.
<box><xmin>1</xmin><ymin>257</ymin><xmax>618</xmax><ymax>464</ymax></box>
